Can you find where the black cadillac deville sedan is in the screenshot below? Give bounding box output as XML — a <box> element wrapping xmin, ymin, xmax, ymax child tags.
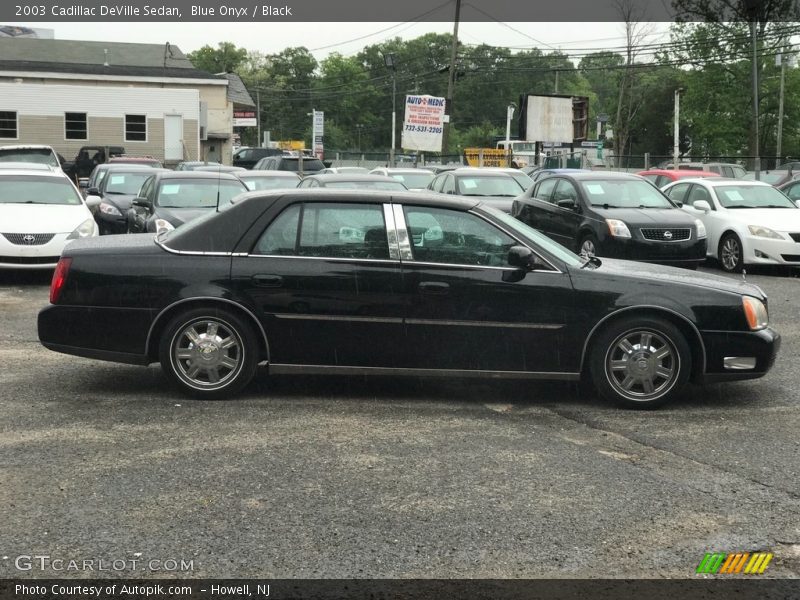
<box><xmin>38</xmin><ymin>189</ymin><xmax>780</xmax><ymax>408</ymax></box>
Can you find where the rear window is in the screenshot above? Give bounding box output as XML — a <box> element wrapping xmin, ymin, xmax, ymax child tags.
<box><xmin>0</xmin><ymin>148</ymin><xmax>58</xmax><ymax>167</ymax></box>
<box><xmin>156</xmin><ymin>179</ymin><xmax>247</xmax><ymax>208</ymax></box>
<box><xmin>279</xmin><ymin>159</ymin><xmax>325</xmax><ymax>172</ymax></box>
<box><xmin>0</xmin><ymin>175</ymin><xmax>81</xmax><ymax>205</ymax></box>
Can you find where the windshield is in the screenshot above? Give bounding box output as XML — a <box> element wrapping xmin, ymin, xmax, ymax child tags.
<box><xmin>481</xmin><ymin>205</ymin><xmax>583</xmax><ymax>267</ymax></box>
<box><xmin>240</xmin><ymin>176</ymin><xmax>300</xmax><ymax>191</ymax></box>
<box><xmin>510</xmin><ymin>172</ymin><xmax>534</xmax><ymax>189</ymax></box>
<box><xmin>0</xmin><ymin>176</ymin><xmax>82</xmax><ymax>205</ymax></box>
<box><xmin>456</xmin><ymin>176</ymin><xmax>524</xmax><ymax>197</ymax></box>
<box><xmin>103</xmin><ymin>172</ymin><xmax>152</xmax><ymax>195</ymax></box>
<box><xmin>742</xmin><ymin>172</ymin><xmax>785</xmax><ymax>184</ymax></box>
<box><xmin>389</xmin><ymin>173</ymin><xmax>434</xmax><ymax>189</ymax></box>
<box><xmin>325</xmin><ymin>180</ymin><xmax>408</xmax><ymax>191</ymax></box>
<box><xmin>156</xmin><ymin>179</ymin><xmax>247</xmax><ymax>208</ymax></box>
<box><xmin>580</xmin><ymin>179</ymin><xmax>673</xmax><ymax>208</ymax></box>
<box><xmin>0</xmin><ymin>148</ymin><xmax>58</xmax><ymax>167</ymax></box>
<box><xmin>716</xmin><ymin>185</ymin><xmax>797</xmax><ymax>209</ymax></box>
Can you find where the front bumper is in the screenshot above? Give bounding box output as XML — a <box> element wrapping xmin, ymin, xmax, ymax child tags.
<box><xmin>698</xmin><ymin>327</ymin><xmax>780</xmax><ymax>383</ymax></box>
<box><xmin>742</xmin><ymin>235</ymin><xmax>800</xmax><ymax>265</ymax></box>
<box><xmin>0</xmin><ymin>233</ymin><xmax>70</xmax><ymax>269</ymax></box>
<box><xmin>600</xmin><ymin>235</ymin><xmax>707</xmax><ymax>266</ymax></box>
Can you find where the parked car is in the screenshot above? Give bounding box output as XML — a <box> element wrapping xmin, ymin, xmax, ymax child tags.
<box><xmin>660</xmin><ymin>162</ymin><xmax>747</xmax><ymax>178</ymax></box>
<box><xmin>528</xmin><ymin>168</ymin><xmax>590</xmax><ymax>184</ymax></box>
<box><xmin>86</xmin><ymin>167</ymin><xmax>165</xmax><ymax>235</ymax></box>
<box><xmin>83</xmin><ymin>162</ymin><xmax>154</xmax><ymax>198</ymax></box>
<box><xmin>63</xmin><ymin>145</ymin><xmax>126</xmax><ymax>180</ymax></box>
<box><xmin>318</xmin><ymin>167</ymin><xmax>370</xmax><ymax>175</ymax></box>
<box><xmin>108</xmin><ymin>156</ymin><xmax>163</xmax><ymax>168</ymax></box>
<box><xmin>637</xmin><ymin>169</ymin><xmax>721</xmax><ymax>188</ymax></box>
<box><xmin>297</xmin><ymin>174</ymin><xmax>408</xmax><ymax>191</ymax></box>
<box><xmin>232</xmin><ymin>147</ymin><xmax>283</xmax><ymax>169</ymax></box>
<box><xmin>485</xmin><ymin>167</ymin><xmax>534</xmax><ymax>191</ymax></box>
<box><xmin>0</xmin><ymin>144</ymin><xmax>61</xmax><ymax>169</ymax></box>
<box><xmin>0</xmin><ymin>167</ymin><xmax>98</xmax><ymax>269</ymax></box>
<box><xmin>741</xmin><ymin>170</ymin><xmax>795</xmax><ymax>187</ymax></box>
<box><xmin>38</xmin><ymin>189</ymin><xmax>779</xmax><ymax>409</ymax></box>
<box><xmin>252</xmin><ymin>156</ymin><xmax>326</xmax><ymax>174</ymax></box>
<box><xmin>427</xmin><ymin>167</ymin><xmax>526</xmax><ymax>213</ymax></box>
<box><xmin>174</xmin><ymin>161</ymin><xmax>222</xmax><ymax>171</ymax></box>
<box><xmin>511</xmin><ymin>171</ymin><xmax>707</xmax><ymax>267</ymax></box>
<box><xmin>776</xmin><ymin>177</ymin><xmax>800</xmax><ymax>202</ymax></box>
<box><xmin>663</xmin><ymin>178</ymin><xmax>800</xmax><ymax>272</ymax></box>
<box><xmin>126</xmin><ymin>171</ymin><xmax>248</xmax><ymax>235</ymax></box>
<box><xmin>236</xmin><ymin>171</ymin><xmax>302</xmax><ymax>191</ymax></box>
<box><xmin>193</xmin><ymin>165</ymin><xmax>248</xmax><ymax>174</ymax></box>
<box><xmin>369</xmin><ymin>168</ymin><xmax>435</xmax><ymax>191</ymax></box>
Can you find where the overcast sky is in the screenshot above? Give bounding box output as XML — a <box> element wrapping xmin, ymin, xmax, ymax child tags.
<box><xmin>6</xmin><ymin>21</ymin><xmax>673</xmax><ymax>60</ymax></box>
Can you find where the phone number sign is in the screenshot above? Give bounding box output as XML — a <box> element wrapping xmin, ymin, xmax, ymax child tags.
<box><xmin>401</xmin><ymin>94</ymin><xmax>446</xmax><ymax>152</ymax></box>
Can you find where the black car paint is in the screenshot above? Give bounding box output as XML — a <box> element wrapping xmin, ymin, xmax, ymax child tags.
<box><xmin>512</xmin><ymin>173</ymin><xmax>707</xmax><ymax>266</ymax></box>
<box><xmin>92</xmin><ymin>167</ymin><xmax>164</xmax><ymax>234</ymax></box>
<box><xmin>39</xmin><ymin>190</ymin><xmax>778</xmax><ymax>391</ymax></box>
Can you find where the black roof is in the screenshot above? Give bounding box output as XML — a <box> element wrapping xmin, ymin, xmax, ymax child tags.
<box><xmin>158</xmin><ymin>171</ymin><xmax>242</xmax><ymax>181</ymax></box>
<box><xmin>237</xmin><ymin>171</ymin><xmax>301</xmax><ymax>178</ymax></box>
<box><xmin>303</xmin><ymin>174</ymin><xmax>400</xmax><ymax>183</ymax></box>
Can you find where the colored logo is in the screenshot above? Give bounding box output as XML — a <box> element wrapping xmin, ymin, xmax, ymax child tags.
<box><xmin>696</xmin><ymin>552</ymin><xmax>773</xmax><ymax>575</ymax></box>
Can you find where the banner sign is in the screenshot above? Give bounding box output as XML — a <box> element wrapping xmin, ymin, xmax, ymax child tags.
<box><xmin>232</xmin><ymin>111</ymin><xmax>256</xmax><ymax>127</ymax></box>
<box><xmin>401</xmin><ymin>95</ymin><xmax>445</xmax><ymax>152</ymax></box>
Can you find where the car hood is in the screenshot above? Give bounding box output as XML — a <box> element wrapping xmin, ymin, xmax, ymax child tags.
<box><xmin>591</xmin><ymin>257</ymin><xmax>765</xmax><ymax>299</ymax></box>
<box><xmin>590</xmin><ymin>206</ymin><xmax>695</xmax><ymax>226</ymax></box>
<box><xmin>154</xmin><ymin>206</ymin><xmax>212</xmax><ymax>227</ymax></box>
<box><xmin>718</xmin><ymin>207</ymin><xmax>800</xmax><ymax>231</ymax></box>
<box><xmin>101</xmin><ymin>193</ymin><xmax>137</xmax><ymax>211</ymax></box>
<box><xmin>0</xmin><ymin>203</ymin><xmax>92</xmax><ymax>234</ymax></box>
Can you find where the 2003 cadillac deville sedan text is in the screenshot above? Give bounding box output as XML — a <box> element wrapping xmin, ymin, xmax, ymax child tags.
<box><xmin>38</xmin><ymin>189</ymin><xmax>780</xmax><ymax>408</ymax></box>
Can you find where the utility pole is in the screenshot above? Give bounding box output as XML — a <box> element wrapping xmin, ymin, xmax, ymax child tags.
<box><xmin>554</xmin><ymin>69</ymin><xmax>559</xmax><ymax>94</ymax></box>
<box><xmin>751</xmin><ymin>19</ymin><xmax>760</xmax><ymax>180</ymax></box>
<box><xmin>256</xmin><ymin>89</ymin><xmax>261</xmax><ymax>147</ymax></box>
<box><xmin>777</xmin><ymin>48</ymin><xmax>788</xmax><ymax>167</ymax></box>
<box><xmin>441</xmin><ymin>0</ymin><xmax>461</xmax><ymax>156</ymax></box>
<box><xmin>673</xmin><ymin>90</ymin><xmax>680</xmax><ymax>169</ymax></box>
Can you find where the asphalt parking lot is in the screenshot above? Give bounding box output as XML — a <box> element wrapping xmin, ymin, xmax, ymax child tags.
<box><xmin>1</xmin><ymin>264</ymin><xmax>799</xmax><ymax>579</ymax></box>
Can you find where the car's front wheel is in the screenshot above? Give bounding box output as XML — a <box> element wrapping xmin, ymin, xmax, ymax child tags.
<box><xmin>719</xmin><ymin>232</ymin><xmax>744</xmax><ymax>272</ymax></box>
<box><xmin>159</xmin><ymin>307</ymin><xmax>259</xmax><ymax>399</ymax></box>
<box><xmin>589</xmin><ymin>316</ymin><xmax>691</xmax><ymax>409</ymax></box>
<box><xmin>579</xmin><ymin>233</ymin><xmax>599</xmax><ymax>257</ymax></box>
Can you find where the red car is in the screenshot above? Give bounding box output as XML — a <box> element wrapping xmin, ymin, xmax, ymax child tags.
<box><xmin>638</xmin><ymin>169</ymin><xmax>720</xmax><ymax>189</ymax></box>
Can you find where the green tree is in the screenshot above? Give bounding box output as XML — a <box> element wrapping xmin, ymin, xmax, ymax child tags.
<box><xmin>187</xmin><ymin>42</ymin><xmax>248</xmax><ymax>74</ymax></box>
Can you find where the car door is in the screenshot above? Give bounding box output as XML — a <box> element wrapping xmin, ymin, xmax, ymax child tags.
<box><xmin>682</xmin><ymin>183</ymin><xmax>725</xmax><ymax>255</ymax></box>
<box><xmin>230</xmin><ymin>200</ymin><xmax>406</xmax><ymax>368</ymax></box>
<box><xmin>128</xmin><ymin>175</ymin><xmax>155</xmax><ymax>233</ymax></box>
<box><xmin>397</xmin><ymin>204</ymin><xmax>573</xmax><ymax>373</ymax></box>
<box><xmin>549</xmin><ymin>178</ymin><xmax>583</xmax><ymax>249</ymax></box>
<box><xmin>516</xmin><ymin>177</ymin><xmax>560</xmax><ymax>241</ymax></box>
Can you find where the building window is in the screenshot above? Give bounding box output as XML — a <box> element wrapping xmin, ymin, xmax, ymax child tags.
<box><xmin>125</xmin><ymin>114</ymin><xmax>147</xmax><ymax>142</ymax></box>
<box><xmin>0</xmin><ymin>111</ymin><xmax>17</xmax><ymax>139</ymax></box>
<box><xmin>65</xmin><ymin>112</ymin><xmax>87</xmax><ymax>140</ymax></box>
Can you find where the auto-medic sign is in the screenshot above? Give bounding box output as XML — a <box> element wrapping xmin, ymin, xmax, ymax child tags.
<box><xmin>401</xmin><ymin>94</ymin><xmax>446</xmax><ymax>152</ymax></box>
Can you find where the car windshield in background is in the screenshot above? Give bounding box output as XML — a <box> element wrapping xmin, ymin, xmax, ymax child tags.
<box><xmin>742</xmin><ymin>172</ymin><xmax>785</xmax><ymax>184</ymax></box>
<box><xmin>389</xmin><ymin>173</ymin><xmax>434</xmax><ymax>188</ymax></box>
<box><xmin>0</xmin><ymin>148</ymin><xmax>58</xmax><ymax>167</ymax></box>
<box><xmin>240</xmin><ymin>176</ymin><xmax>299</xmax><ymax>191</ymax></box>
<box><xmin>325</xmin><ymin>180</ymin><xmax>408</xmax><ymax>191</ymax></box>
<box><xmin>482</xmin><ymin>205</ymin><xmax>584</xmax><ymax>267</ymax></box>
<box><xmin>580</xmin><ymin>179</ymin><xmax>673</xmax><ymax>208</ymax></box>
<box><xmin>156</xmin><ymin>179</ymin><xmax>246</xmax><ymax>208</ymax></box>
<box><xmin>0</xmin><ymin>176</ymin><xmax>81</xmax><ymax>205</ymax></box>
<box><xmin>282</xmin><ymin>159</ymin><xmax>325</xmax><ymax>172</ymax></box>
<box><xmin>456</xmin><ymin>176</ymin><xmax>523</xmax><ymax>196</ymax></box>
<box><xmin>103</xmin><ymin>172</ymin><xmax>152</xmax><ymax>195</ymax></box>
<box><xmin>509</xmin><ymin>172</ymin><xmax>534</xmax><ymax>189</ymax></box>
<box><xmin>716</xmin><ymin>185</ymin><xmax>797</xmax><ymax>209</ymax></box>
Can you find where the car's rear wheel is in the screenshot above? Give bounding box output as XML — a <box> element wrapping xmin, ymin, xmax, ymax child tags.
<box><xmin>579</xmin><ymin>233</ymin><xmax>599</xmax><ymax>257</ymax></box>
<box><xmin>159</xmin><ymin>307</ymin><xmax>258</xmax><ymax>399</ymax></box>
<box><xmin>589</xmin><ymin>317</ymin><xmax>691</xmax><ymax>409</ymax></box>
<box><xmin>719</xmin><ymin>232</ymin><xmax>744</xmax><ymax>272</ymax></box>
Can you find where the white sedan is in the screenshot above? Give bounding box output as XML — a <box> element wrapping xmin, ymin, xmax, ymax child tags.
<box><xmin>662</xmin><ymin>178</ymin><xmax>800</xmax><ymax>272</ymax></box>
<box><xmin>0</xmin><ymin>168</ymin><xmax>99</xmax><ymax>269</ymax></box>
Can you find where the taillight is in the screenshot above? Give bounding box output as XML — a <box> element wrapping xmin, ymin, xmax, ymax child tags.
<box><xmin>50</xmin><ymin>257</ymin><xmax>72</xmax><ymax>304</ymax></box>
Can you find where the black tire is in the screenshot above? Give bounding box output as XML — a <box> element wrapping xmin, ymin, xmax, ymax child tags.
<box><xmin>158</xmin><ymin>307</ymin><xmax>259</xmax><ymax>399</ymax></box>
<box><xmin>589</xmin><ymin>316</ymin><xmax>691</xmax><ymax>409</ymax></box>
<box><xmin>718</xmin><ymin>232</ymin><xmax>744</xmax><ymax>273</ymax></box>
<box><xmin>579</xmin><ymin>233</ymin><xmax>599</xmax><ymax>257</ymax></box>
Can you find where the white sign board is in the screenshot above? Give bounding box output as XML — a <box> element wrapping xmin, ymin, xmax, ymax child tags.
<box><xmin>524</xmin><ymin>96</ymin><xmax>574</xmax><ymax>143</ymax></box>
<box><xmin>312</xmin><ymin>110</ymin><xmax>324</xmax><ymax>159</ymax></box>
<box><xmin>313</xmin><ymin>110</ymin><xmax>324</xmax><ymax>136</ymax></box>
<box><xmin>401</xmin><ymin>94</ymin><xmax>446</xmax><ymax>152</ymax></box>
<box><xmin>233</xmin><ymin>110</ymin><xmax>257</xmax><ymax>127</ymax></box>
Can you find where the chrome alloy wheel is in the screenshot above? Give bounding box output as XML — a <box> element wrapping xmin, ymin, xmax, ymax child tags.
<box><xmin>170</xmin><ymin>318</ymin><xmax>244</xmax><ymax>390</ymax></box>
<box><xmin>580</xmin><ymin>239</ymin><xmax>596</xmax><ymax>257</ymax></box>
<box><xmin>604</xmin><ymin>329</ymin><xmax>680</xmax><ymax>402</ymax></box>
<box><xmin>720</xmin><ymin>236</ymin><xmax>741</xmax><ymax>271</ymax></box>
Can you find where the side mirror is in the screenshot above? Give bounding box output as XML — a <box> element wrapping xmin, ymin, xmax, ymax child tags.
<box><xmin>84</xmin><ymin>195</ymin><xmax>101</xmax><ymax>213</ymax></box>
<box><xmin>132</xmin><ymin>197</ymin><xmax>151</xmax><ymax>210</ymax></box>
<box><xmin>692</xmin><ymin>200</ymin><xmax>711</xmax><ymax>212</ymax></box>
<box><xmin>507</xmin><ymin>245</ymin><xmax>536</xmax><ymax>270</ymax></box>
<box><xmin>556</xmin><ymin>198</ymin><xmax>577</xmax><ymax>210</ymax></box>
<box><xmin>78</xmin><ymin>178</ymin><xmax>89</xmax><ymax>189</ymax></box>
<box><xmin>87</xmin><ymin>187</ymin><xmax>99</xmax><ymax>196</ymax></box>
<box><xmin>795</xmin><ymin>199</ymin><xmax>800</xmax><ymax>209</ymax></box>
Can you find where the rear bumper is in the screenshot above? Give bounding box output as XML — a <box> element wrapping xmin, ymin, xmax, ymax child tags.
<box><xmin>698</xmin><ymin>327</ymin><xmax>780</xmax><ymax>383</ymax></box>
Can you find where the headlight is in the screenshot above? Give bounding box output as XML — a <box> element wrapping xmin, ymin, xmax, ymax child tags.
<box><xmin>694</xmin><ymin>219</ymin><xmax>707</xmax><ymax>239</ymax></box>
<box><xmin>742</xmin><ymin>296</ymin><xmax>768</xmax><ymax>331</ymax></box>
<box><xmin>605</xmin><ymin>219</ymin><xmax>631</xmax><ymax>238</ymax></box>
<box><xmin>747</xmin><ymin>225</ymin><xmax>783</xmax><ymax>239</ymax></box>
<box><xmin>66</xmin><ymin>218</ymin><xmax>97</xmax><ymax>240</ymax></box>
<box><xmin>154</xmin><ymin>219</ymin><xmax>175</xmax><ymax>235</ymax></box>
<box><xmin>98</xmin><ymin>202</ymin><xmax>122</xmax><ymax>216</ymax></box>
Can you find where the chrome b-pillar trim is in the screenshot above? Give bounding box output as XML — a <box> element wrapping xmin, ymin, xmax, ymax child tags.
<box><xmin>382</xmin><ymin>203</ymin><xmax>400</xmax><ymax>260</ymax></box>
<box><xmin>391</xmin><ymin>203</ymin><xmax>414</xmax><ymax>260</ymax></box>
